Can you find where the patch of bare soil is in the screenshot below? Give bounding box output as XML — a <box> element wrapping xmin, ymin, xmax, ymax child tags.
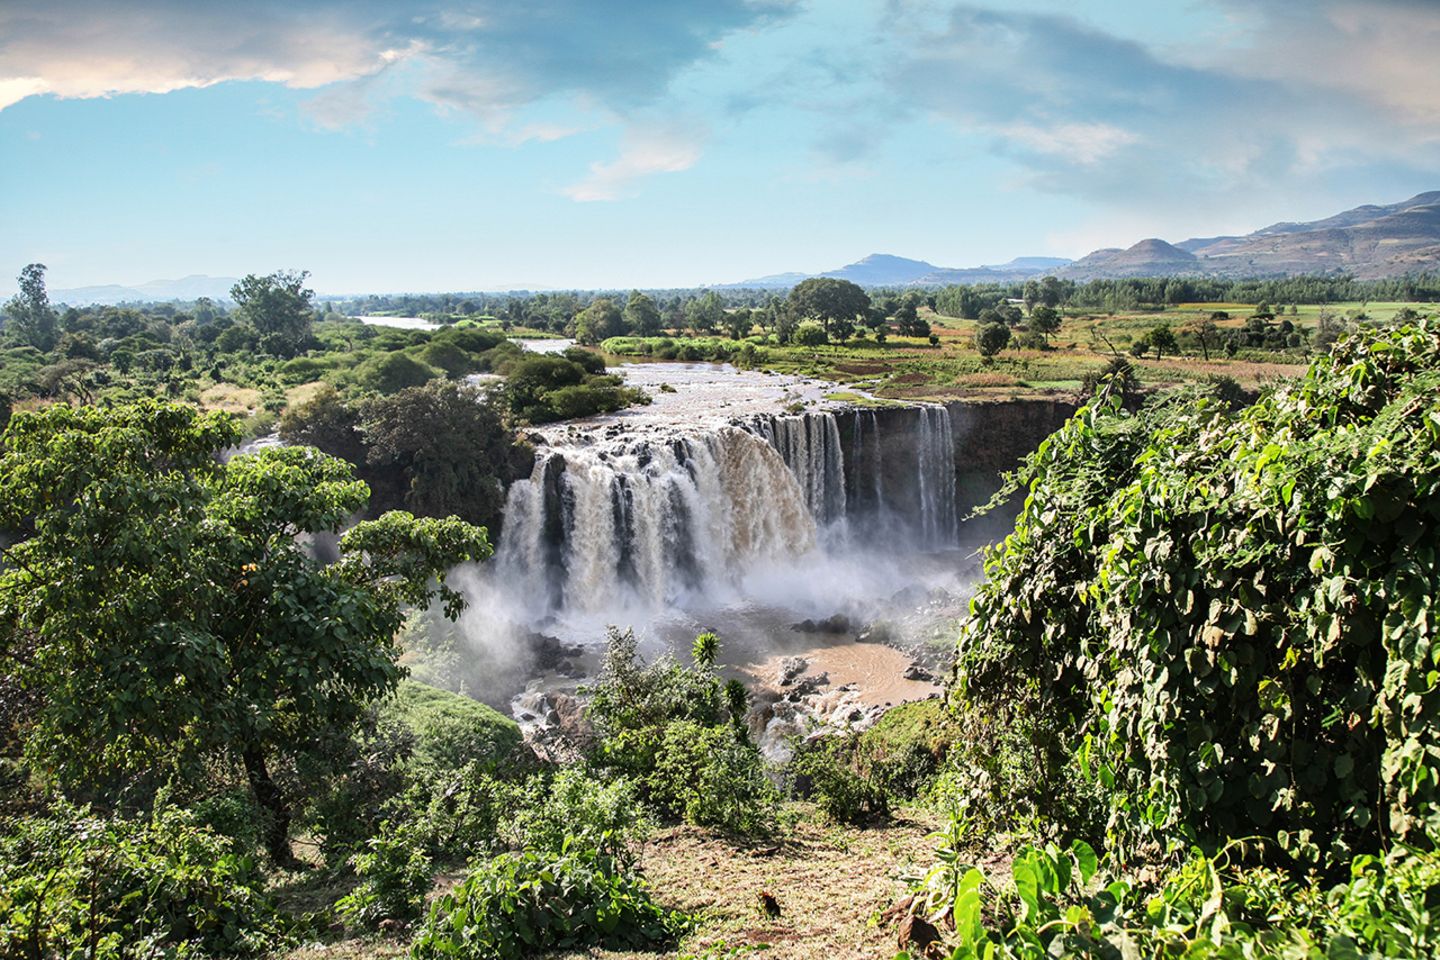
<box><xmin>743</xmin><ymin>643</ymin><xmax>939</xmax><ymax>709</ymax></box>
<box><xmin>572</xmin><ymin>810</ymin><xmax>941</xmax><ymax>960</ymax></box>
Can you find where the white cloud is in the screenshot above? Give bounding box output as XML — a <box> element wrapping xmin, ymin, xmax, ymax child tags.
<box><xmin>0</xmin><ymin>3</ymin><xmax>387</xmax><ymax>107</ymax></box>
<box><xmin>1209</xmin><ymin>0</ymin><xmax>1440</xmax><ymax>128</ymax></box>
<box><xmin>562</xmin><ymin>128</ymin><xmax>704</xmax><ymax>201</ymax></box>
<box><xmin>0</xmin><ymin>0</ymin><xmax>782</xmax><ymax>136</ymax></box>
<box><xmin>995</xmin><ymin>121</ymin><xmax>1141</xmax><ymax>165</ymax></box>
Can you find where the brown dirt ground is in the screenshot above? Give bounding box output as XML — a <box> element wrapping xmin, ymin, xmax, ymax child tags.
<box><xmin>283</xmin><ymin>807</ymin><xmax>943</xmax><ymax>960</ymax></box>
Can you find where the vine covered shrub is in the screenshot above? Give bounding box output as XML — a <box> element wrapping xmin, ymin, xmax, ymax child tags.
<box><xmin>901</xmin><ymin>819</ymin><xmax>1440</xmax><ymax>960</ymax></box>
<box><xmin>0</xmin><ymin>803</ymin><xmax>278</xmax><ymax>958</ymax></box>
<box><xmin>954</xmin><ymin>319</ymin><xmax>1440</xmax><ymax>867</ymax></box>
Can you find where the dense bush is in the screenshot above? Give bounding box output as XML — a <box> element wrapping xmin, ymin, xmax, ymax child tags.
<box><xmin>499</xmin><ymin>353</ymin><xmax>647</xmax><ymax>424</ymax></box>
<box><xmin>354</xmin><ymin>351</ymin><xmax>438</xmax><ymax>393</ymax></box>
<box><xmin>953</xmin><ymin>319</ymin><xmax>1440</xmax><ymax>869</ymax></box>
<box><xmin>794</xmin><ymin>321</ymin><xmax>828</xmax><ymax>347</ymax></box>
<box><xmin>336</xmin><ymin>819</ymin><xmax>434</xmax><ymax>931</ymax></box>
<box><xmin>304</xmin><ymin>682</ymin><xmax>521</xmax><ymax>867</ymax></box>
<box><xmin>587</xmin><ymin>628</ymin><xmax>777</xmax><ymax>836</ymax></box>
<box><xmin>381</xmin><ymin>679</ymin><xmax>523</xmax><ymax>776</ymax></box>
<box><xmin>505</xmin><ymin>768</ymin><xmax>650</xmax><ymax>866</ymax></box>
<box><xmin>649</xmin><ymin>720</ymin><xmax>780</xmax><ymax>836</ymax></box>
<box><xmin>410</xmin><ymin>842</ymin><xmax>687</xmax><ymax>960</ymax></box>
<box><xmin>791</xmin><ymin>699</ymin><xmax>956</xmax><ymax>825</ymax></box>
<box><xmin>791</xmin><ymin>736</ymin><xmax>890</xmax><ymax>825</ymax></box>
<box><xmin>0</xmin><ymin>803</ymin><xmax>278</xmax><ymax>958</ymax></box>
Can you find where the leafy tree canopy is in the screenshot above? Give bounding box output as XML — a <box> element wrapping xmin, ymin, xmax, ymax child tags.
<box><xmin>230</xmin><ymin>269</ymin><xmax>315</xmax><ymax>358</ymax></box>
<box><xmin>786</xmin><ymin>278</ymin><xmax>870</xmax><ymax>335</ymax></box>
<box><xmin>0</xmin><ymin>400</ymin><xmax>489</xmax><ymax>862</ymax></box>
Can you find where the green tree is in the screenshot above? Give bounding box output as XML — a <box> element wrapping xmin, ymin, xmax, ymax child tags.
<box><xmin>279</xmin><ymin>382</ymin><xmax>366</xmax><ymax>463</ymax></box>
<box><xmin>230</xmin><ymin>270</ymin><xmax>315</xmax><ymax>358</ymax></box>
<box><xmin>622</xmin><ymin>291</ymin><xmax>663</xmax><ymax>336</ymax></box>
<box><xmin>1022</xmin><ymin>278</ymin><xmax>1041</xmax><ymax>313</ymax></box>
<box><xmin>1029</xmin><ymin>304</ymin><xmax>1061</xmax><ymax>343</ymax></box>
<box><xmin>684</xmin><ymin>292</ymin><xmax>725</xmax><ymax>335</ymax></box>
<box><xmin>574</xmin><ymin>298</ymin><xmax>626</xmax><ymax>345</ymax></box>
<box><xmin>774</xmin><ymin>304</ymin><xmax>799</xmax><ymax>344</ymax></box>
<box><xmin>1039</xmin><ymin>275</ymin><xmax>1064</xmax><ymax>308</ymax></box>
<box><xmin>893</xmin><ymin>302</ymin><xmax>932</xmax><ymax>338</ymax></box>
<box><xmin>0</xmin><ymin>401</ymin><xmax>488</xmax><ymax>864</ymax></box>
<box><xmin>1148</xmin><ymin>323</ymin><xmax>1178</xmax><ymax>360</ymax></box>
<box><xmin>4</xmin><ymin>263</ymin><xmax>59</xmax><ymax>351</ymax></box>
<box><xmin>786</xmin><ymin>278</ymin><xmax>870</xmax><ymax>338</ymax></box>
<box><xmin>975</xmin><ymin>321</ymin><xmax>1010</xmax><ymax>358</ymax></box>
<box><xmin>360</xmin><ymin>381</ymin><xmax>522</xmax><ymax>532</ymax></box>
<box><xmin>722</xmin><ymin>308</ymin><xmax>753</xmax><ymax>340</ymax></box>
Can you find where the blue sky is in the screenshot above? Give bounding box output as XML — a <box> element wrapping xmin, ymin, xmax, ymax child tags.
<box><xmin>3</xmin><ymin>0</ymin><xmax>1439</xmax><ymax>293</ymax></box>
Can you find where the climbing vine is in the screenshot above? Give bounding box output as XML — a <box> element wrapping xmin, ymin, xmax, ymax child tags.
<box><xmin>954</xmin><ymin>319</ymin><xmax>1440</xmax><ymax>867</ymax></box>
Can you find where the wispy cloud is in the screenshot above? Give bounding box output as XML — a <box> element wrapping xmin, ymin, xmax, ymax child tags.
<box><xmin>563</xmin><ymin>126</ymin><xmax>705</xmax><ymax>202</ymax></box>
<box><xmin>995</xmin><ymin>121</ymin><xmax>1141</xmax><ymax>165</ymax></box>
<box><xmin>882</xmin><ymin>1</ymin><xmax>1440</xmax><ymax>207</ymax></box>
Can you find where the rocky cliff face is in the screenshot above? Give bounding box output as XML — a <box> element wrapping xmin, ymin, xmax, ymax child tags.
<box><xmin>828</xmin><ymin>397</ymin><xmax>1077</xmax><ymax>544</ymax></box>
<box><xmin>948</xmin><ymin>398</ymin><xmax>1078</xmax><ymax>541</ymax></box>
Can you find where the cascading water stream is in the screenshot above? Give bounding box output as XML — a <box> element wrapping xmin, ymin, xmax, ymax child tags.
<box><xmin>493</xmin><ymin>403</ymin><xmax>961</xmax><ymax>622</ymax></box>
<box><xmin>496</xmin><ymin>426</ymin><xmax>815</xmax><ymax>615</ymax></box>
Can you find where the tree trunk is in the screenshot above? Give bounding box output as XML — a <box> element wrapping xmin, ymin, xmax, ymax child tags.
<box><xmin>242</xmin><ymin>744</ymin><xmax>297</xmax><ymax>868</ymax></box>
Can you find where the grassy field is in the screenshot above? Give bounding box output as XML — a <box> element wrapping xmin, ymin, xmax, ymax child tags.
<box><xmin>622</xmin><ymin>298</ymin><xmax>1435</xmax><ymax>403</ymax></box>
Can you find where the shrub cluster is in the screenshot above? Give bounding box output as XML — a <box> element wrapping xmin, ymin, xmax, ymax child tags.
<box><xmin>586</xmin><ymin>629</ymin><xmax>780</xmax><ymax>838</ymax></box>
<box><xmin>0</xmin><ymin>803</ymin><xmax>278</xmax><ymax>958</ymax></box>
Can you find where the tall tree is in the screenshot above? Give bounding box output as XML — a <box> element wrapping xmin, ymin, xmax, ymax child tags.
<box><xmin>0</xmin><ymin>401</ymin><xmax>488</xmax><ymax>864</ymax></box>
<box><xmin>360</xmin><ymin>381</ymin><xmax>523</xmax><ymax>532</ymax></box>
<box><xmin>684</xmin><ymin>291</ymin><xmax>725</xmax><ymax>335</ymax></box>
<box><xmin>1148</xmin><ymin>323</ymin><xmax>1179</xmax><ymax>360</ymax></box>
<box><xmin>573</xmin><ymin>297</ymin><xmax>626</xmax><ymax>345</ymax></box>
<box><xmin>786</xmin><ymin>278</ymin><xmax>870</xmax><ymax>338</ymax></box>
<box><xmin>622</xmin><ymin>291</ymin><xmax>663</xmax><ymax>336</ymax></box>
<box><xmin>723</xmin><ymin>307</ymin><xmax>754</xmax><ymax>340</ymax></box>
<box><xmin>1029</xmin><ymin>304</ymin><xmax>1062</xmax><ymax>344</ymax></box>
<box><xmin>230</xmin><ymin>270</ymin><xmax>315</xmax><ymax>358</ymax></box>
<box><xmin>4</xmin><ymin>263</ymin><xmax>59</xmax><ymax>351</ymax></box>
<box><xmin>975</xmin><ymin>321</ymin><xmax>1011</xmax><ymax>358</ymax></box>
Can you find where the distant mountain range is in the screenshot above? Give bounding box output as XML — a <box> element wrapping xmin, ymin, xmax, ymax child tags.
<box><xmin>719</xmin><ymin>254</ymin><xmax>1075</xmax><ymax>288</ymax></box>
<box><xmin>37</xmin><ymin>193</ymin><xmax>1440</xmax><ymax>302</ymax></box>
<box><xmin>49</xmin><ymin>275</ymin><xmax>240</xmax><ymax>306</ymax></box>
<box><xmin>722</xmin><ymin>192</ymin><xmax>1440</xmax><ymax>287</ymax></box>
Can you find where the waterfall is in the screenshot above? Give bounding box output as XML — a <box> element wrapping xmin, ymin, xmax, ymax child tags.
<box><xmin>749</xmin><ymin>406</ymin><xmax>957</xmax><ymax>549</ymax></box>
<box><xmin>748</xmin><ymin>412</ymin><xmax>848</xmax><ymax>530</ymax></box>
<box><xmin>494</xmin><ymin>404</ymin><xmax>961</xmax><ymax>620</ymax></box>
<box><xmin>496</xmin><ymin>426</ymin><xmax>815</xmax><ymax>614</ymax></box>
<box><xmin>915</xmin><ymin>405</ymin><xmax>959</xmax><ymax>547</ymax></box>
<box><xmin>848</xmin><ymin>409</ymin><xmax>885</xmax><ymax>518</ymax></box>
